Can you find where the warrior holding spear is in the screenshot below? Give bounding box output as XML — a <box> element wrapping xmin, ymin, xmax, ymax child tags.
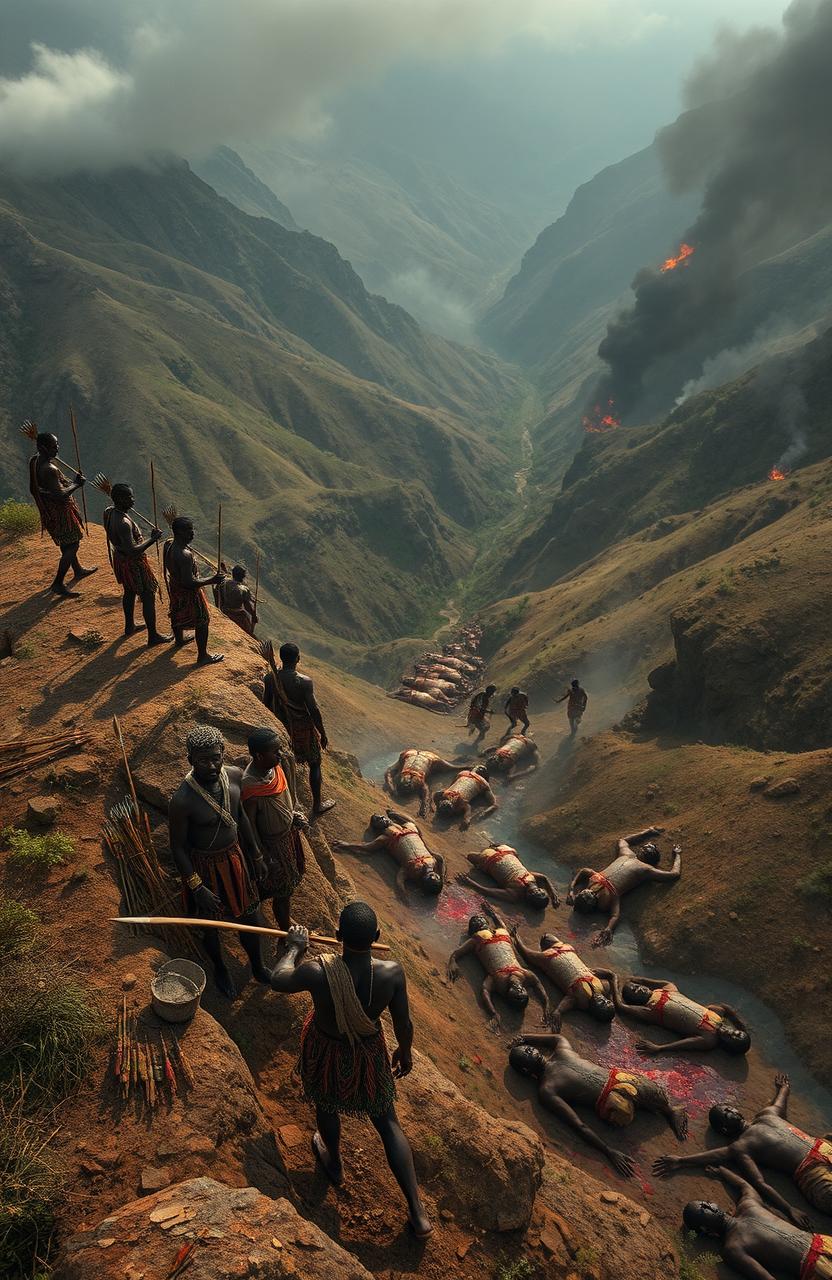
<box><xmin>163</xmin><ymin>515</ymin><xmax>225</xmax><ymax>665</ymax></box>
<box><xmin>102</xmin><ymin>483</ymin><xmax>172</xmax><ymax>645</ymax></box>
<box><xmin>24</xmin><ymin>424</ymin><xmax>97</xmax><ymax>597</ymax></box>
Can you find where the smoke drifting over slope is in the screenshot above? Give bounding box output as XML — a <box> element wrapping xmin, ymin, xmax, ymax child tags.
<box><xmin>593</xmin><ymin>0</ymin><xmax>832</xmax><ymax>422</ymax></box>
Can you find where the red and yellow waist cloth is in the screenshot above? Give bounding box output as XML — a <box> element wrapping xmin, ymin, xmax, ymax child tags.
<box><xmin>596</xmin><ymin>1068</ymin><xmax>643</xmax><ymax>1128</ymax></box>
<box><xmin>589</xmin><ymin>871</ymin><xmax>616</xmax><ymax>900</ymax></box>
<box><xmin>801</xmin><ymin>1234</ymin><xmax>832</xmax><ymax>1280</ymax></box>
<box><xmin>480</xmin><ymin>846</ymin><xmax>535</xmax><ymax>889</ymax></box>
<box><xmin>474</xmin><ymin>928</ymin><xmax>524</xmax><ymax>979</ymax></box>
<box><xmin>795</xmin><ymin>1140</ymin><xmax>832</xmax><ymax>1214</ymax></box>
<box><xmin>298</xmin><ymin>1012</ymin><xmax>395</xmax><ymax>1118</ymax></box>
<box><xmin>648</xmin><ymin>988</ymin><xmax>674</xmax><ymax>1025</ymax></box>
<box><xmin>387</xmin><ymin>826</ymin><xmax>432</xmax><ymax>869</ymax></box>
<box><xmin>222</xmin><ymin>605</ymin><xmax>255</xmax><ymax>635</ymax></box>
<box><xmin>399</xmin><ymin>767</ymin><xmax>426</xmax><ymax>785</ymax></box>
<box><xmin>445</xmin><ymin>771</ymin><xmax>487</xmax><ymax>804</ymax></box>
<box><xmin>183</xmin><ymin>840</ymin><xmax>257</xmax><ymax>919</ymax></box>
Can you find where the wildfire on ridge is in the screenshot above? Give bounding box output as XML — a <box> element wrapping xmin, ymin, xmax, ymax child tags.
<box><xmin>582</xmin><ymin>399</ymin><xmax>621</xmax><ymax>434</ymax></box>
<box><xmin>768</xmin><ymin>466</ymin><xmax>788</xmax><ymax>481</ymax></box>
<box><xmin>660</xmin><ymin>242</ymin><xmax>695</xmax><ymax>273</ymax></box>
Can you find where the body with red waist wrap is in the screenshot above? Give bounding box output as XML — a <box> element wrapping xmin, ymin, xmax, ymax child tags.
<box><xmin>384</xmin><ymin>748</ymin><xmax>467</xmax><ymax>816</ymax></box>
<box><xmin>567</xmin><ymin>825</ymin><xmax>681</xmax><ymax>946</ymax></box>
<box><xmin>103</xmin><ymin>484</ymin><xmax>171</xmax><ymax>646</ymax></box>
<box><xmin>447</xmin><ymin>903</ymin><xmax>550</xmax><ymax>1031</ymax></box>
<box><xmin>432</xmin><ymin>763</ymin><xmax>498</xmax><ymax>830</ymax></box>
<box><xmin>456</xmin><ymin>842</ymin><xmax>559</xmax><ymax>910</ymax></box>
<box><xmin>511</xmin><ymin>928</ymin><xmax>617</xmax><ymax>1029</ymax></box>
<box><xmin>615</xmin><ymin>974</ymin><xmax>751</xmax><ymax>1056</ymax></box>
<box><xmin>333</xmin><ymin>810</ymin><xmax>446</xmax><ymax>898</ymax></box>
<box><xmin>483</xmin><ymin>732</ymin><xmax>540</xmax><ymax>781</ymax></box>
<box><xmin>28</xmin><ymin>429</ymin><xmax>98</xmax><ymax>598</ymax></box>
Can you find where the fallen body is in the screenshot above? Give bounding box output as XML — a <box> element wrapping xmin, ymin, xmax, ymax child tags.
<box><xmin>456</xmin><ymin>843</ymin><xmax>558</xmax><ymax>910</ymax></box>
<box><xmin>413</xmin><ymin>662</ymin><xmax>470</xmax><ymax>687</ymax></box>
<box><xmin>566</xmin><ymin>826</ymin><xmax>681</xmax><ymax>946</ymax></box>
<box><xmin>384</xmin><ymin>749</ymin><xmax>466</xmax><ymax>816</ymax></box>
<box><xmin>401</xmin><ymin>675</ymin><xmax>460</xmax><ymax>699</ymax></box>
<box><xmin>432</xmin><ymin>764</ymin><xmax>497</xmax><ymax>829</ymax></box>
<box><xmin>447</xmin><ymin>904</ymin><xmax>550</xmax><ymax>1031</ymax></box>
<box><xmin>614</xmin><ymin>975</ymin><xmax>750</xmax><ymax>1056</ymax></box>
<box><xmin>482</xmin><ymin>733</ymin><xmax>540</xmax><ymax>782</ymax></box>
<box><xmin>510</xmin><ymin>929</ymin><xmax>616</xmax><ymax>1028</ymax></box>
<box><xmin>333</xmin><ymin>811</ymin><xmax>445</xmax><ymax>897</ymax></box>
<box><xmin>390</xmin><ymin>688</ymin><xmax>454</xmax><ymax>713</ymax></box>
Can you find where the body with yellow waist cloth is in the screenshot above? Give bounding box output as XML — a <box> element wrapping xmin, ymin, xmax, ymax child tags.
<box><xmin>447</xmin><ymin>903</ymin><xmax>551</xmax><ymax>1031</ymax></box>
<box><xmin>168</xmin><ymin>725</ymin><xmax>271</xmax><ymax>998</ymax></box>
<box><xmin>508</xmin><ymin>1030</ymin><xmax>688</xmax><ymax>1178</ymax></box>
<box><xmin>613</xmin><ymin>974</ymin><xmax>751</xmax><ymax>1056</ymax></box>
<box><xmin>655</xmin><ymin>1072</ymin><xmax>832</xmax><ymax>1227</ymax></box>
<box><xmin>456</xmin><ymin>842</ymin><xmax>559</xmax><ymax>911</ymax></box>
<box><xmin>384</xmin><ymin>747</ymin><xmax>468</xmax><ymax>817</ymax></box>
<box><xmin>333</xmin><ymin>809</ymin><xmax>446</xmax><ymax>898</ymax></box>
<box><xmin>510</xmin><ymin>928</ymin><xmax>617</xmax><ymax>1028</ymax></box>
<box><xmin>567</xmin><ymin>825</ymin><xmax>682</xmax><ymax>947</ymax></box>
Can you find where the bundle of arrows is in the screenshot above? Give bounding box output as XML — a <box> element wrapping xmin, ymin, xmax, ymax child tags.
<box><xmin>115</xmin><ymin>998</ymin><xmax>194</xmax><ymax>1105</ymax></box>
<box><xmin>0</xmin><ymin>728</ymin><xmax>91</xmax><ymax>784</ymax></box>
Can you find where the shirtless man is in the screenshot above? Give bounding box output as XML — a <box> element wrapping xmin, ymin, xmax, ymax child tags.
<box><xmin>503</xmin><ymin>688</ymin><xmax>530</xmax><ymax>736</ymax></box>
<box><xmin>217</xmin><ymin>565</ymin><xmax>258</xmax><ymax>636</ymax></box>
<box><xmin>483</xmin><ymin>733</ymin><xmax>540</xmax><ymax>782</ymax></box>
<box><xmin>614</xmin><ymin>975</ymin><xmax>751</xmax><ymax>1056</ymax></box>
<box><xmin>402</xmin><ymin>675</ymin><xmax>459</xmax><ymax>699</ymax></box>
<box><xmin>103</xmin><ymin>484</ymin><xmax>171</xmax><ymax>645</ymax></box>
<box><xmin>447</xmin><ymin>905</ymin><xmax>550</xmax><ymax>1031</ymax></box>
<box><xmin>567</xmin><ymin>827</ymin><xmax>681</xmax><ymax>946</ymax></box>
<box><xmin>682</xmin><ymin>1166</ymin><xmax>832</xmax><ymax>1280</ymax></box>
<box><xmin>508</xmin><ymin>1031</ymin><xmax>688</xmax><ymax>1176</ymax></box>
<box><xmin>384</xmin><ymin>748</ymin><xmax>466</xmax><ymax>816</ymax></box>
<box><xmin>163</xmin><ymin>516</ymin><xmax>224</xmax><ymax>665</ymax></box>
<box><xmin>263</xmin><ymin>643</ymin><xmax>335</xmax><ymax>819</ymax></box>
<box><xmin>655</xmin><ymin>1073</ymin><xmax>830</xmax><ymax>1225</ymax></box>
<box><xmin>510</xmin><ymin>928</ymin><xmax>616</xmax><ymax>1028</ymax></box>
<box><xmin>168</xmin><ymin>726</ymin><xmax>270</xmax><ymax>997</ymax></box>
<box><xmin>556</xmin><ymin>679</ymin><xmax>588</xmax><ymax>736</ymax></box>
<box><xmin>433</xmin><ymin>763</ymin><xmax>497</xmax><ymax>830</ymax></box>
<box><xmin>390</xmin><ymin>687</ymin><xmax>454</xmax><ymax>713</ymax></box>
<box><xmin>333</xmin><ymin>811</ymin><xmax>445</xmax><ymax>897</ymax></box>
<box><xmin>456</xmin><ymin>842</ymin><xmax>558</xmax><ymax>910</ymax></box>
<box><xmin>467</xmin><ymin>685</ymin><xmax>497</xmax><ymax>744</ymax></box>
<box><xmin>28</xmin><ymin>429</ymin><xmax>97</xmax><ymax>597</ymax></box>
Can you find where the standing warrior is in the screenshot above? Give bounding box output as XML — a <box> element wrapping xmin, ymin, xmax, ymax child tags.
<box><xmin>217</xmin><ymin>565</ymin><xmax>258</xmax><ymax>636</ymax></box>
<box><xmin>614</xmin><ymin>975</ymin><xmax>751</xmax><ymax>1056</ymax></box>
<box><xmin>682</xmin><ymin>1166</ymin><xmax>832</xmax><ymax>1280</ymax></box>
<box><xmin>103</xmin><ymin>484</ymin><xmax>171</xmax><ymax>645</ymax></box>
<box><xmin>655</xmin><ymin>1073</ymin><xmax>829</xmax><ymax>1225</ymax></box>
<box><xmin>163</xmin><ymin>516</ymin><xmax>224</xmax><ymax>665</ymax></box>
<box><xmin>263</xmin><ymin>642</ymin><xmax>335</xmax><ymax>819</ymax></box>
<box><xmin>389</xmin><ymin>687</ymin><xmax>454</xmax><ymax>712</ymax></box>
<box><xmin>447</xmin><ymin>905</ymin><xmax>551</xmax><ymax>1031</ymax></box>
<box><xmin>510</xmin><ymin>929</ymin><xmax>616</xmax><ymax>1028</ymax></box>
<box><xmin>270</xmin><ymin>906</ymin><xmax>432</xmax><ymax>1238</ymax></box>
<box><xmin>168</xmin><ymin>725</ymin><xmax>270</xmax><ymax>998</ymax></box>
<box><xmin>456</xmin><ymin>842</ymin><xmax>558</xmax><ymax>910</ymax></box>
<box><xmin>433</xmin><ymin>763</ymin><xmax>498</xmax><ymax>830</ymax></box>
<box><xmin>508</xmin><ymin>1031</ymin><xmax>688</xmax><ymax>1176</ymax></box>
<box><xmin>503</xmin><ymin>687</ymin><xmax>530</xmax><ymax>736</ymax></box>
<box><xmin>483</xmin><ymin>733</ymin><xmax>540</xmax><ymax>781</ymax></box>
<box><xmin>28</xmin><ymin>430</ymin><xmax>97</xmax><ymax>598</ymax></box>
<box><xmin>566</xmin><ymin>827</ymin><xmax>681</xmax><ymax>946</ymax></box>
<box><xmin>384</xmin><ymin>748</ymin><xmax>466</xmax><ymax>816</ymax></box>
<box><xmin>556</xmin><ymin>679</ymin><xmax>588</xmax><ymax>736</ymax></box>
<box><xmin>241</xmin><ymin>728</ymin><xmax>309</xmax><ymax>932</ymax></box>
<box><xmin>333</xmin><ymin>811</ymin><xmax>445</xmax><ymax>898</ymax></box>
<box><xmin>466</xmin><ymin>684</ymin><xmax>497</xmax><ymax>744</ymax></box>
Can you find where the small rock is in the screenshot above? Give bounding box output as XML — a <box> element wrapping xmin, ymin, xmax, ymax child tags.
<box><xmin>640</xmin><ymin>1211</ymin><xmax>651</xmax><ymax>1227</ymax></box>
<box><xmin>27</xmin><ymin>795</ymin><xmax>60</xmax><ymax>825</ymax></box>
<box><xmin>140</xmin><ymin>1165</ymin><xmax>171</xmax><ymax>1193</ymax></box>
<box><xmin>271</xmin><ymin>1238</ymin><xmax>283</xmax><ymax>1249</ymax></box>
<box><xmin>749</xmin><ymin>776</ymin><xmax>771</xmax><ymax>792</ymax></box>
<box><xmin>456</xmin><ymin>1238</ymin><xmax>474</xmax><ymax>1260</ymax></box>
<box><xmin>600</xmin><ymin>1191</ymin><xmax>619</xmax><ymax>1204</ymax></box>
<box><xmin>278</xmin><ymin>1124</ymin><xmax>305</xmax><ymax>1149</ymax></box>
<box><xmin>728</xmin><ymin>911</ymin><xmax>739</xmax><ymax>921</ymax></box>
<box><xmin>540</xmin><ymin>1230</ymin><xmax>563</xmax><ymax>1257</ymax></box>
<box><xmin>764</xmin><ymin>778</ymin><xmax>801</xmax><ymax>798</ymax></box>
<box><xmin>80</xmin><ymin>1160</ymin><xmax>105</xmax><ymax>1176</ymax></box>
<box><xmin>122</xmin><ymin>973</ymin><xmax>138</xmax><ymax>990</ymax></box>
<box><xmin>97</xmin><ymin>1238</ymin><xmax>116</xmax><ymax>1248</ymax></box>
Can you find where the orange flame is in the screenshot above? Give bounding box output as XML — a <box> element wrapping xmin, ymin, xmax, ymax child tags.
<box><xmin>583</xmin><ymin>398</ymin><xmax>621</xmax><ymax>434</ymax></box>
<box><xmin>768</xmin><ymin>466</ymin><xmax>787</xmax><ymax>481</ymax></box>
<box><xmin>660</xmin><ymin>242</ymin><xmax>695</xmax><ymax>273</ymax></box>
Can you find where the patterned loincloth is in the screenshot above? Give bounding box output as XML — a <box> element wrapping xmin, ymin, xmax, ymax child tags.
<box><xmin>183</xmin><ymin>840</ymin><xmax>258</xmax><ymax>919</ymax></box>
<box><xmin>796</xmin><ymin>1141</ymin><xmax>832</xmax><ymax>1215</ymax></box>
<box><xmin>298</xmin><ymin>1012</ymin><xmax>396</xmax><ymax>1117</ymax></box>
<box><xmin>285</xmin><ymin>713</ymin><xmax>322</xmax><ymax>766</ymax></box>
<box><xmin>38</xmin><ymin>493</ymin><xmax>84</xmax><ymax>547</ymax></box>
<box><xmin>801</xmin><ymin>1235</ymin><xmax>832</xmax><ymax>1280</ymax></box>
<box><xmin>222</xmin><ymin>605</ymin><xmax>255</xmax><ymax>635</ymax></box>
<box><xmin>113</xmin><ymin>549</ymin><xmax>159</xmax><ymax>596</ymax></box>
<box><xmin>259</xmin><ymin>827</ymin><xmax>306</xmax><ymax>898</ymax></box>
<box><xmin>169</xmin><ymin>582</ymin><xmax>210</xmax><ymax>630</ymax></box>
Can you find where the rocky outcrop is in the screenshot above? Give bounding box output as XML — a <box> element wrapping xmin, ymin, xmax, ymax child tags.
<box><xmin>54</xmin><ymin>1177</ymin><xmax>373</xmax><ymax>1280</ymax></box>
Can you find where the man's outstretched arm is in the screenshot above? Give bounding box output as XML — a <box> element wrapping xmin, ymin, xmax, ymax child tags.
<box><xmin>546</xmin><ymin>1095</ymin><xmax>636</xmax><ymax>1179</ymax></box>
<box><xmin>270</xmin><ymin>926</ymin><xmax>320</xmax><ymax>993</ymax></box>
<box><xmin>332</xmin><ymin>835</ymin><xmax>388</xmax><ymax>855</ymax></box>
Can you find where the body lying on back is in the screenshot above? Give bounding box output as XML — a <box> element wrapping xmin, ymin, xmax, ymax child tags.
<box><xmin>567</xmin><ymin>826</ymin><xmax>681</xmax><ymax>946</ymax></box>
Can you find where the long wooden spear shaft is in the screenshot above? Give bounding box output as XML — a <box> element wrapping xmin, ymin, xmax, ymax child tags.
<box><xmin>150</xmin><ymin>460</ymin><xmax>161</xmax><ymax>565</ymax></box>
<box><xmin>112</xmin><ymin>714</ymin><xmax>140</xmax><ymax>814</ymax></box>
<box><xmin>68</xmin><ymin>405</ymin><xmax>89</xmax><ymax>535</ymax></box>
<box><xmin>216</xmin><ymin>504</ymin><xmax>223</xmax><ymax>574</ymax></box>
<box><xmin>253</xmin><ymin>549</ymin><xmax>260</xmax><ymax>613</ymax></box>
<box><xmin>111</xmin><ymin>916</ymin><xmax>390</xmax><ymax>953</ymax></box>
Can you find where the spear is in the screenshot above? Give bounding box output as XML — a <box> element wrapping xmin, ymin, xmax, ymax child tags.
<box><xmin>150</xmin><ymin>461</ymin><xmax>161</xmax><ymax>565</ymax></box>
<box><xmin>170</xmin><ymin>1035</ymin><xmax>196</xmax><ymax>1091</ymax></box>
<box><xmin>68</xmin><ymin>405</ymin><xmax>89</xmax><ymax>535</ymax></box>
<box><xmin>253</xmin><ymin>550</ymin><xmax>260</xmax><ymax>614</ymax></box>
<box><xmin>112</xmin><ymin>715</ymin><xmax>139</xmax><ymax>814</ymax></box>
<box><xmin>161</xmin><ymin>1034</ymin><xmax>177</xmax><ymax>1096</ymax></box>
<box><xmin>111</xmin><ymin>915</ymin><xmax>390</xmax><ymax>952</ymax></box>
<box><xmin>216</xmin><ymin>504</ymin><xmax>222</xmax><ymax>574</ymax></box>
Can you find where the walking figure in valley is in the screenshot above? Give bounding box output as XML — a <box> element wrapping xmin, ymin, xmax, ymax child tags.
<box><xmin>508</xmin><ymin>1031</ymin><xmax>688</xmax><ymax>1176</ymax></box>
<box><xmin>384</xmin><ymin>748</ymin><xmax>467</xmax><ymax>816</ymax></box>
<box><xmin>103</xmin><ymin>484</ymin><xmax>171</xmax><ymax>645</ymax></box>
<box><xmin>503</xmin><ymin>687</ymin><xmax>530</xmax><ymax>736</ymax></box>
<box><xmin>682</xmin><ymin>1165</ymin><xmax>832</xmax><ymax>1279</ymax></box>
<box><xmin>566</xmin><ymin>826</ymin><xmax>681</xmax><ymax>946</ymax></box>
<box><xmin>163</xmin><ymin>517</ymin><xmax>225</xmax><ymax>665</ymax></box>
<box><xmin>614</xmin><ymin>975</ymin><xmax>751</xmax><ymax>1056</ymax></box>
<box><xmin>483</xmin><ymin>733</ymin><xmax>540</xmax><ymax>782</ymax></box>
<box><xmin>509</xmin><ymin>928</ymin><xmax>616</xmax><ymax>1029</ymax></box>
<box><xmin>556</xmin><ymin>679</ymin><xmax>588</xmax><ymax>736</ymax></box>
<box><xmin>264</xmin><ymin>643</ymin><xmax>335</xmax><ymax>819</ymax></box>
<box><xmin>456</xmin><ymin>842</ymin><xmax>558</xmax><ymax>910</ymax></box>
<box><xmin>217</xmin><ymin>565</ymin><xmax>258</xmax><ymax>636</ymax></box>
<box><xmin>28</xmin><ymin>430</ymin><xmax>97</xmax><ymax>597</ymax></box>
<box><xmin>655</xmin><ymin>1073</ymin><xmax>829</xmax><ymax>1225</ymax></box>
<box><xmin>433</xmin><ymin>763</ymin><xmax>497</xmax><ymax>830</ymax></box>
<box><xmin>241</xmin><ymin>728</ymin><xmax>309</xmax><ymax>932</ymax></box>
<box><xmin>466</xmin><ymin>685</ymin><xmax>496</xmax><ymax>744</ymax></box>
<box><xmin>270</xmin><ymin>904</ymin><xmax>432</xmax><ymax>1239</ymax></box>
<box><xmin>168</xmin><ymin>726</ymin><xmax>270</xmax><ymax>998</ymax></box>
<box><xmin>447</xmin><ymin>904</ymin><xmax>550</xmax><ymax>1031</ymax></box>
<box><xmin>333</xmin><ymin>811</ymin><xmax>445</xmax><ymax>898</ymax></box>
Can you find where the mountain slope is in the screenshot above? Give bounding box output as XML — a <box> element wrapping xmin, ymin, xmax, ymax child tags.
<box><xmin>193</xmin><ymin>146</ymin><xmax>300</xmax><ymax>229</ymax></box>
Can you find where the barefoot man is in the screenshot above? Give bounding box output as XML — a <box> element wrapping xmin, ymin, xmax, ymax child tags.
<box><xmin>466</xmin><ymin>685</ymin><xmax>497</xmax><ymax>744</ymax></box>
<box><xmin>556</xmin><ymin>679</ymin><xmax>588</xmax><ymax>736</ymax></box>
<box><xmin>483</xmin><ymin>733</ymin><xmax>540</xmax><ymax>781</ymax></box>
<box><xmin>614</xmin><ymin>975</ymin><xmax>751</xmax><ymax>1056</ymax></box>
<box><xmin>163</xmin><ymin>516</ymin><xmax>224</xmax><ymax>665</ymax></box>
<box><xmin>510</xmin><ymin>928</ymin><xmax>616</xmax><ymax>1029</ymax></box>
<box><xmin>447</xmin><ymin>904</ymin><xmax>550</xmax><ymax>1031</ymax></box>
<box><xmin>567</xmin><ymin>827</ymin><xmax>681</xmax><ymax>946</ymax></box>
<box><xmin>384</xmin><ymin>748</ymin><xmax>466</xmax><ymax>816</ymax></box>
<box><xmin>270</xmin><ymin>905</ymin><xmax>432</xmax><ymax>1239</ymax></box>
<box><xmin>263</xmin><ymin>643</ymin><xmax>335</xmax><ymax>819</ymax></box>
<box><xmin>503</xmin><ymin>687</ymin><xmax>530</xmax><ymax>736</ymax></box>
<box><xmin>168</xmin><ymin>726</ymin><xmax>271</xmax><ymax>998</ymax></box>
<box><xmin>103</xmin><ymin>484</ymin><xmax>171</xmax><ymax>645</ymax></box>
<box><xmin>433</xmin><ymin>763</ymin><xmax>498</xmax><ymax>830</ymax></box>
<box><xmin>241</xmin><ymin>728</ymin><xmax>309</xmax><ymax>932</ymax></box>
<box><xmin>682</xmin><ymin>1166</ymin><xmax>831</xmax><ymax>1279</ymax></box>
<box><xmin>217</xmin><ymin>565</ymin><xmax>258</xmax><ymax>636</ymax></box>
<box><xmin>28</xmin><ymin>429</ymin><xmax>97</xmax><ymax>598</ymax></box>
<box><xmin>456</xmin><ymin>842</ymin><xmax>558</xmax><ymax>910</ymax></box>
<box><xmin>333</xmin><ymin>811</ymin><xmax>445</xmax><ymax>898</ymax></box>
<box><xmin>508</xmin><ymin>1031</ymin><xmax>688</xmax><ymax>1176</ymax></box>
<box><xmin>655</xmin><ymin>1073</ymin><xmax>829</xmax><ymax>1226</ymax></box>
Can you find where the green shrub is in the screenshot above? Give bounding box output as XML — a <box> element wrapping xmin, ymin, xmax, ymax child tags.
<box><xmin>0</xmin><ymin>500</ymin><xmax>40</xmax><ymax>540</ymax></box>
<box><xmin>0</xmin><ymin>1096</ymin><xmax>63</xmax><ymax>1279</ymax></box>
<box><xmin>494</xmin><ymin>1256</ymin><xmax>535</xmax><ymax>1280</ymax></box>
<box><xmin>2</xmin><ymin>829</ymin><xmax>74</xmax><ymax>873</ymax></box>
<box><xmin>0</xmin><ymin>900</ymin><xmax>38</xmax><ymax>965</ymax></box>
<box><xmin>797</xmin><ymin>861</ymin><xmax>832</xmax><ymax>904</ymax></box>
<box><xmin>0</xmin><ymin>967</ymin><xmax>104</xmax><ymax>1109</ymax></box>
